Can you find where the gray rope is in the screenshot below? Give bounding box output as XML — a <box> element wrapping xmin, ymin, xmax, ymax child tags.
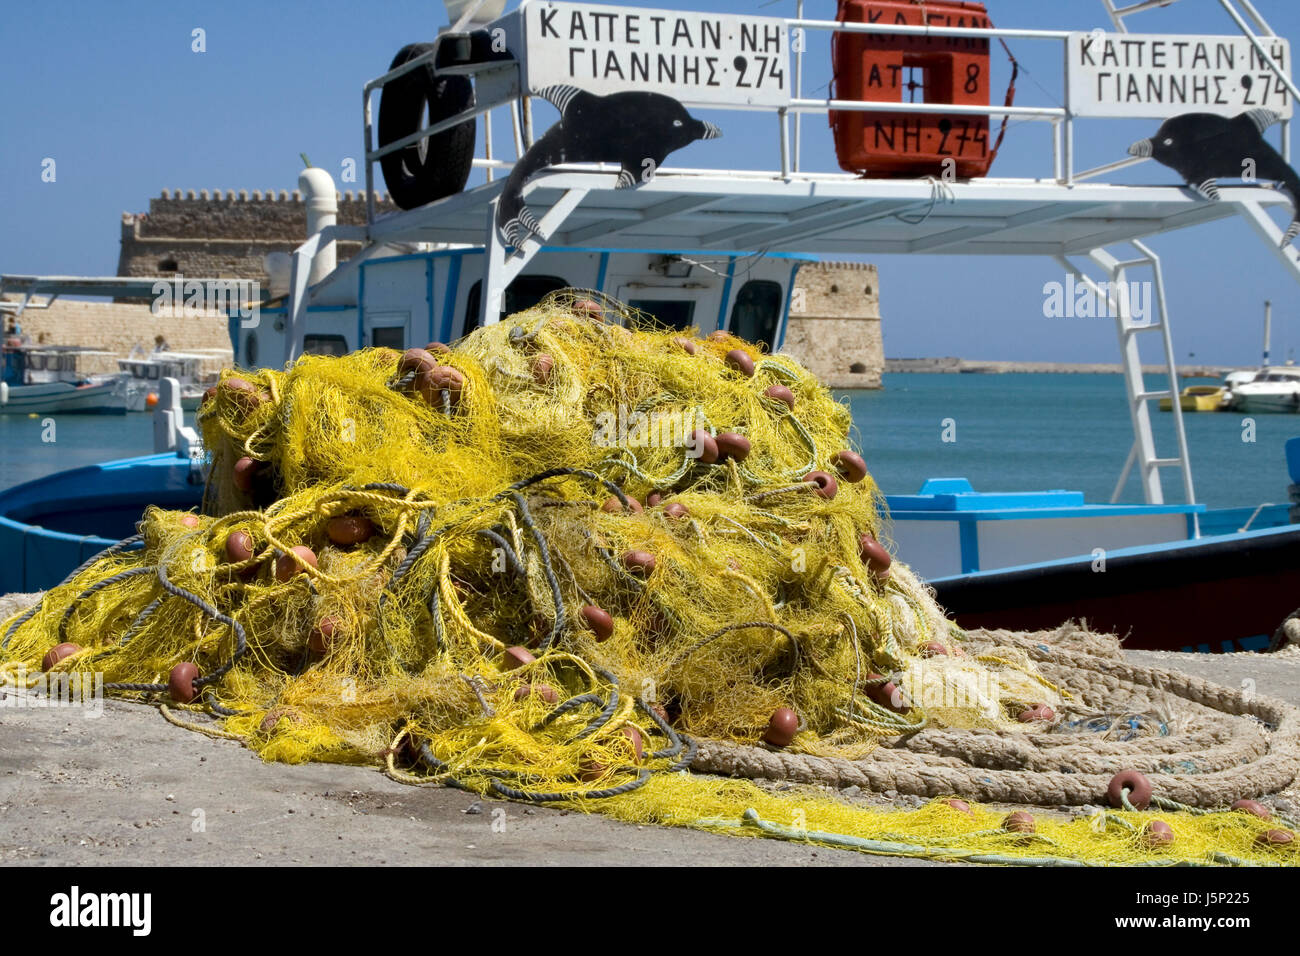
<box><xmin>476</xmin><ymin>528</ymin><xmax>526</xmax><ymax>578</ymax></box>
<box><xmin>508</xmin><ymin>491</ymin><xmax>566</xmax><ymax>650</ymax></box>
<box><xmin>565</xmin><ymin>667</ymin><xmax>622</xmax><ymax>742</ymax></box>
<box><xmin>534</xmin><ymin>693</ymin><xmax>605</xmax><ymax>730</ymax></box>
<box><xmin>119</xmin><ymin>597</ymin><xmax>164</xmax><ymax>646</ymax></box>
<box><xmin>489</xmin><ymin>768</ymin><xmax>651</xmax><ymax>802</ymax></box>
<box><xmin>152</xmin><ymin>542</ymin><xmax>248</xmax><ymax>687</ymax></box>
<box><xmin>56</xmin><ymin>567</ymin><xmax>155</xmax><ymax>642</ymax></box>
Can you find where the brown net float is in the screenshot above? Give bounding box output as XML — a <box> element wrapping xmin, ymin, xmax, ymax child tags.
<box><xmin>832</xmin><ymin>450</ymin><xmax>868</xmax><ymax>483</ymax></box>
<box><xmin>168</xmin><ymin>662</ymin><xmax>200</xmax><ymax>704</ymax></box>
<box><xmin>1108</xmin><ymin>770</ymin><xmax>1154</xmax><ymax>811</ymax></box>
<box><xmin>1140</xmin><ymin>820</ymin><xmax>1175</xmax><ymax>848</ymax></box>
<box><xmin>326</xmin><ymin>515</ymin><xmax>375</xmax><ymax>546</ymax></box>
<box><xmin>41</xmin><ymin>642</ymin><xmax>81</xmax><ymax>671</ymax></box>
<box><xmin>763</xmin><ymin>384</ymin><xmax>795</xmax><ymax>409</ymax></box>
<box><xmin>804</xmin><ymin>470</ymin><xmax>838</xmax><ymax>499</ymax></box>
<box><xmin>724</xmin><ymin>349</ymin><xmax>755</xmax><ymax>377</ymax></box>
<box><xmin>763</xmin><ymin>708</ymin><xmax>799</xmax><ymax>748</ymax></box>
<box><xmin>714</xmin><ymin>432</ymin><xmax>751</xmax><ymax>463</ymax></box>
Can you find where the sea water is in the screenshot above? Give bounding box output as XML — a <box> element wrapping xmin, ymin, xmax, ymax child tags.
<box><xmin>0</xmin><ymin>373</ymin><xmax>1293</xmax><ymax>510</ymax></box>
<box><xmin>845</xmin><ymin>374</ymin><xmax>1294</xmax><ymax>510</ymax></box>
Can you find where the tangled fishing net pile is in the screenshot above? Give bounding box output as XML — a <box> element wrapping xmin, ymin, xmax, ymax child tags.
<box><xmin>3</xmin><ymin>290</ymin><xmax>1298</xmax><ymax>866</ymax></box>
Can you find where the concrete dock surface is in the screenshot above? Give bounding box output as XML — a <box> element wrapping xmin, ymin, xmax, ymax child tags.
<box><xmin>3</xmin><ymin>608</ymin><xmax>1298</xmax><ymax>866</ymax></box>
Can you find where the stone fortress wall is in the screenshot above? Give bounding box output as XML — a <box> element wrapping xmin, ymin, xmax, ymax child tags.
<box><xmin>784</xmin><ymin>261</ymin><xmax>883</xmax><ymax>389</ymax></box>
<box><xmin>116</xmin><ymin>188</ymin><xmax>399</xmax><ymax>281</ymax></box>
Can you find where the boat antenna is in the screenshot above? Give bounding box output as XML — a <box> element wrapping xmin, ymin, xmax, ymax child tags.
<box><xmin>300</xmin><ymin>153</ymin><xmax>313</xmax><ymax>169</ymax></box>
<box><xmin>1263</xmin><ymin>299</ymin><xmax>1272</xmax><ymax>369</ymax></box>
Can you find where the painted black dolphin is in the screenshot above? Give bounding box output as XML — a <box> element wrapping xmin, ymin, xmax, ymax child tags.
<box><xmin>1128</xmin><ymin>108</ymin><xmax>1300</xmax><ymax>246</ymax></box>
<box><xmin>496</xmin><ymin>86</ymin><xmax>721</xmax><ymax>247</ymax></box>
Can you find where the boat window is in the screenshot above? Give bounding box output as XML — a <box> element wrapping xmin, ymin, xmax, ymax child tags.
<box><xmin>371</xmin><ymin>326</ymin><xmax>405</xmax><ymax>350</ymax></box>
<box><xmin>245</xmin><ymin>331</ymin><xmax>258</xmax><ymax>367</ymax></box>
<box><xmin>627</xmin><ymin>300</ymin><xmax>696</xmax><ymax>332</ymax></box>
<box><xmin>464</xmin><ymin>275</ymin><xmax>570</xmax><ymax>335</ymax></box>
<box><xmin>303</xmin><ymin>334</ymin><xmax>349</xmax><ymax>357</ymax></box>
<box><xmin>729</xmin><ymin>280</ymin><xmax>783</xmax><ymax>351</ymax></box>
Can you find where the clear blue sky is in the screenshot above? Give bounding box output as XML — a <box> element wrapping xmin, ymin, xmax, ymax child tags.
<box><xmin>1</xmin><ymin>0</ymin><xmax>1298</xmax><ymax>365</ymax></box>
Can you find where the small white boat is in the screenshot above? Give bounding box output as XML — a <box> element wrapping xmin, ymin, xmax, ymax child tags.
<box><xmin>0</xmin><ymin>377</ymin><xmax>128</xmax><ymax>415</ymax></box>
<box><xmin>117</xmin><ymin>351</ymin><xmax>224</xmax><ymax>412</ymax></box>
<box><xmin>0</xmin><ymin>345</ymin><xmax>129</xmax><ymax>415</ymax></box>
<box><xmin>1225</xmin><ymin>365</ymin><xmax>1300</xmax><ymax>414</ymax></box>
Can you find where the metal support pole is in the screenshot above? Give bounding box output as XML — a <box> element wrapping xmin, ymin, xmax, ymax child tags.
<box><xmin>481</xmin><ymin>202</ymin><xmax>508</xmax><ymax>328</ymax></box>
<box><xmin>1051</xmin><ymin>119</ymin><xmax>1062</xmax><ymax>183</ymax></box>
<box><xmin>285</xmin><ymin>232</ymin><xmax>321</xmax><ymax>365</ymax></box>
<box><xmin>1111</xmin><ymin>441</ymin><xmax>1139</xmax><ymax>504</ymax></box>
<box><xmin>1234</xmin><ymin>199</ymin><xmax>1300</xmax><ymax>287</ymax></box>
<box><xmin>778</xmin><ymin>107</ymin><xmax>791</xmax><ymax>180</ymax></box>
<box><xmin>1237</xmin><ymin>0</ymin><xmax>1277</xmax><ymax>36</ymax></box>
<box><xmin>522</xmin><ymin>97</ymin><xmax>535</xmax><ymax>148</ymax></box>
<box><xmin>1101</xmin><ymin>0</ymin><xmax>1126</xmax><ymax>33</ymax></box>
<box><xmin>1217</xmin><ymin>0</ymin><xmax>1300</xmax><ymax>104</ymax></box>
<box><xmin>363</xmin><ymin>90</ymin><xmax>376</xmax><ymax>233</ymax></box>
<box><xmin>793</xmin><ymin>0</ymin><xmax>804</xmax><ymax>174</ymax></box>
<box><xmin>1061</xmin><ymin>37</ymin><xmax>1073</xmax><ymax>185</ymax></box>
<box><xmin>511</xmin><ymin>99</ymin><xmax>525</xmax><ymax>159</ymax></box>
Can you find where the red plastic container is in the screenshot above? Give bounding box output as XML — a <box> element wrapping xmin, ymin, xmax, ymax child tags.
<box><xmin>831</xmin><ymin>0</ymin><xmax>995</xmax><ymax>178</ymax></box>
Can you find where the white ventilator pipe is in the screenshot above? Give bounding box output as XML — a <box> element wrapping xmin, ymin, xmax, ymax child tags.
<box><xmin>445</xmin><ymin>0</ymin><xmax>506</xmax><ymax>29</ymax></box>
<box><xmin>298</xmin><ymin>168</ymin><xmax>338</xmax><ymax>284</ymax></box>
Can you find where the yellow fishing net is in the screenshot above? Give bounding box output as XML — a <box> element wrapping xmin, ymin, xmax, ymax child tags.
<box><xmin>2</xmin><ymin>290</ymin><xmax>1295</xmax><ymax>866</ymax></box>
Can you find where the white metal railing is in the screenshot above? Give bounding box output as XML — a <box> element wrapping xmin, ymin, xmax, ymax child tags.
<box><xmin>359</xmin><ymin>13</ymin><xmax>1085</xmax><ymax>233</ymax></box>
<box><xmin>358</xmin><ymin>4</ymin><xmax>1299</xmax><ymax>231</ymax></box>
<box><xmin>1103</xmin><ymin>0</ymin><xmax>1183</xmax><ymax>33</ymax></box>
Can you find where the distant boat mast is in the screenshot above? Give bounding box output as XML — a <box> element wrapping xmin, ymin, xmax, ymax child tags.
<box><xmin>1263</xmin><ymin>299</ymin><xmax>1272</xmax><ymax>369</ymax></box>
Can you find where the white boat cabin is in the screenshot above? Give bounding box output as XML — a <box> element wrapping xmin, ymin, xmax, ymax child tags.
<box><xmin>235</xmin><ymin>247</ymin><xmax>807</xmax><ymax>367</ymax></box>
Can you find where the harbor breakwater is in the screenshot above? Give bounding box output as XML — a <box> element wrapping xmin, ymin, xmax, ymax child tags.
<box><xmin>885</xmin><ymin>357</ymin><xmax>1238</xmax><ymax>377</ymax></box>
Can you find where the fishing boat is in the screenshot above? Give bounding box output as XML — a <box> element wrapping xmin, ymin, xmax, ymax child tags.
<box><xmin>0</xmin><ymin>344</ymin><xmax>128</xmax><ymax>415</ymax></box>
<box><xmin>3</xmin><ymin>0</ymin><xmax>1300</xmax><ymax>653</ymax></box>
<box><xmin>1158</xmin><ymin>384</ymin><xmax>1228</xmax><ymax>412</ymax></box>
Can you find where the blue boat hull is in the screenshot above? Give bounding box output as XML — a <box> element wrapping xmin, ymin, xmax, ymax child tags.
<box><xmin>931</xmin><ymin>524</ymin><xmax>1300</xmax><ymax>653</ymax></box>
<box><xmin>2</xmin><ymin>454</ymin><xmax>1295</xmax><ymax>653</ymax></box>
<box><xmin>0</xmin><ymin>453</ymin><xmax>202</xmax><ymax>593</ymax></box>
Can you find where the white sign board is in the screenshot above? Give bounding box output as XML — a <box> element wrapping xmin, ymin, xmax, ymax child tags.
<box><xmin>522</xmin><ymin>1</ymin><xmax>791</xmax><ymax>107</ymax></box>
<box><xmin>1067</xmin><ymin>32</ymin><xmax>1291</xmax><ymax>119</ymax></box>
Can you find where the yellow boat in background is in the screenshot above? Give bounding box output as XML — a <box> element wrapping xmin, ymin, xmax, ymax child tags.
<box><xmin>1159</xmin><ymin>385</ymin><xmax>1227</xmax><ymax>412</ymax></box>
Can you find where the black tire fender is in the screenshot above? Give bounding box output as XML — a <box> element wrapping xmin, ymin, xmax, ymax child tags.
<box><xmin>378</xmin><ymin>43</ymin><xmax>476</xmax><ymax>210</ymax></box>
